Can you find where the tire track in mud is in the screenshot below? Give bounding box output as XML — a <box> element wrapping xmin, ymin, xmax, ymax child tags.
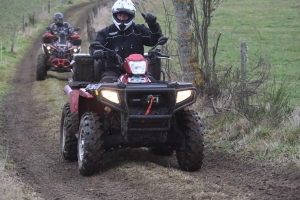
<box><xmin>0</xmin><ymin>2</ymin><xmax>107</xmax><ymax>200</ymax></box>
<box><xmin>1</xmin><ymin>1</ymin><xmax>300</xmax><ymax>200</ymax></box>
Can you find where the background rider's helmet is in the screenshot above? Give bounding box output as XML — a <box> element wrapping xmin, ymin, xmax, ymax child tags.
<box><xmin>112</xmin><ymin>0</ymin><xmax>136</xmax><ymax>31</ymax></box>
<box><xmin>53</xmin><ymin>12</ymin><xmax>64</xmax><ymax>27</ymax></box>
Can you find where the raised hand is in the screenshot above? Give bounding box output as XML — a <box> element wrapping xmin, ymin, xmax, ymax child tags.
<box><xmin>141</xmin><ymin>13</ymin><xmax>157</xmax><ymax>25</ymax></box>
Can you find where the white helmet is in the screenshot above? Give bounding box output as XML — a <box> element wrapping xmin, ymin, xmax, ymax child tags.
<box><xmin>112</xmin><ymin>0</ymin><xmax>136</xmax><ymax>31</ymax></box>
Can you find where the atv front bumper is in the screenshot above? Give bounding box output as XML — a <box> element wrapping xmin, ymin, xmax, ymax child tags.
<box><xmin>85</xmin><ymin>81</ymin><xmax>198</xmax><ymax>134</ymax></box>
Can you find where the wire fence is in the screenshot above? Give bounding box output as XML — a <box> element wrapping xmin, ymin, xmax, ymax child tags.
<box><xmin>0</xmin><ymin>0</ymin><xmax>80</xmax><ymax>61</ymax></box>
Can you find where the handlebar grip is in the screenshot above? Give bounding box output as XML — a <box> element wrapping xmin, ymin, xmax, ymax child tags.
<box><xmin>159</xmin><ymin>53</ymin><xmax>169</xmax><ymax>58</ymax></box>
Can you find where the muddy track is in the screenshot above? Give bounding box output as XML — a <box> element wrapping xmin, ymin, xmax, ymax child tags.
<box><xmin>1</xmin><ymin>2</ymin><xmax>300</xmax><ymax>200</ymax></box>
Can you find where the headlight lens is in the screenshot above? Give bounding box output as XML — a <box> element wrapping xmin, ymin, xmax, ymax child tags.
<box><xmin>176</xmin><ymin>90</ymin><xmax>192</xmax><ymax>103</ymax></box>
<box><xmin>101</xmin><ymin>90</ymin><xmax>120</xmax><ymax>104</ymax></box>
<box><xmin>73</xmin><ymin>48</ymin><xmax>78</xmax><ymax>53</ymax></box>
<box><xmin>46</xmin><ymin>45</ymin><xmax>52</xmax><ymax>53</ymax></box>
<box><xmin>129</xmin><ymin>60</ymin><xmax>146</xmax><ymax>74</ymax></box>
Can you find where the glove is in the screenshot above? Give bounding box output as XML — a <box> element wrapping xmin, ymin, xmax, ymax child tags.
<box><xmin>109</xmin><ymin>51</ymin><xmax>118</xmax><ymax>59</ymax></box>
<box><xmin>93</xmin><ymin>50</ymin><xmax>104</xmax><ymax>60</ymax></box>
<box><xmin>141</xmin><ymin>13</ymin><xmax>156</xmax><ymax>25</ymax></box>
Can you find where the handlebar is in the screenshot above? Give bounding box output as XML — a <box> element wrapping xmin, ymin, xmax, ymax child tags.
<box><xmin>90</xmin><ymin>41</ymin><xmax>114</xmax><ymax>52</ymax></box>
<box><xmin>145</xmin><ymin>49</ymin><xmax>169</xmax><ymax>59</ymax></box>
<box><xmin>90</xmin><ymin>36</ymin><xmax>170</xmax><ymax>60</ymax></box>
<box><xmin>157</xmin><ymin>53</ymin><xmax>169</xmax><ymax>58</ymax></box>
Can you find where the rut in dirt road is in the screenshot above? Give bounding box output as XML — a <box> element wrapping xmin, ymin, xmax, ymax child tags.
<box><xmin>1</xmin><ymin>1</ymin><xmax>300</xmax><ymax>200</ymax></box>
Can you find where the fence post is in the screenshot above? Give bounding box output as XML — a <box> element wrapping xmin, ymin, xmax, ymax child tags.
<box><xmin>23</xmin><ymin>14</ymin><xmax>25</xmax><ymax>32</ymax></box>
<box><xmin>241</xmin><ymin>41</ymin><xmax>248</xmax><ymax>105</ymax></box>
<box><xmin>0</xmin><ymin>38</ymin><xmax>2</xmax><ymax>61</ymax></box>
<box><xmin>11</xmin><ymin>28</ymin><xmax>16</xmax><ymax>53</ymax></box>
<box><xmin>48</xmin><ymin>1</ymin><xmax>50</xmax><ymax>13</ymax></box>
<box><xmin>33</xmin><ymin>10</ymin><xmax>36</xmax><ymax>27</ymax></box>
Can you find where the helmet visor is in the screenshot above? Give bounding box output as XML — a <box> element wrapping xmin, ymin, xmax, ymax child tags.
<box><xmin>112</xmin><ymin>8</ymin><xmax>135</xmax><ymax>15</ymax></box>
<box><xmin>54</xmin><ymin>18</ymin><xmax>63</xmax><ymax>23</ymax></box>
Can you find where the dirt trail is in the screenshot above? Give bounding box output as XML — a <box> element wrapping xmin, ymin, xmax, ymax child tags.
<box><xmin>1</xmin><ymin>2</ymin><xmax>300</xmax><ymax>200</ymax></box>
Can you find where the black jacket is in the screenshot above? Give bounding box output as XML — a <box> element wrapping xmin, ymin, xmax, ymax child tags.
<box><xmin>48</xmin><ymin>22</ymin><xmax>75</xmax><ymax>38</ymax></box>
<box><xmin>89</xmin><ymin>22</ymin><xmax>162</xmax><ymax>72</ymax></box>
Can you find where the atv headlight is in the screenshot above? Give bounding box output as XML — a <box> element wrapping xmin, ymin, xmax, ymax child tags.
<box><xmin>176</xmin><ymin>90</ymin><xmax>192</xmax><ymax>103</ymax></box>
<box><xmin>73</xmin><ymin>48</ymin><xmax>78</xmax><ymax>53</ymax></box>
<box><xmin>129</xmin><ymin>60</ymin><xmax>146</xmax><ymax>74</ymax></box>
<box><xmin>101</xmin><ymin>90</ymin><xmax>120</xmax><ymax>104</ymax></box>
<box><xmin>46</xmin><ymin>45</ymin><xmax>52</xmax><ymax>54</ymax></box>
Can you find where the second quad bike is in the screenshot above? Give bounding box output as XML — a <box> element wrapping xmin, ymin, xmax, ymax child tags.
<box><xmin>36</xmin><ymin>26</ymin><xmax>82</xmax><ymax>80</ymax></box>
<box><xmin>60</xmin><ymin>36</ymin><xmax>204</xmax><ymax>176</ymax></box>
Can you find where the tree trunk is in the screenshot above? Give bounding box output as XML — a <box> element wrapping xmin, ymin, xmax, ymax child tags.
<box><xmin>172</xmin><ymin>0</ymin><xmax>203</xmax><ymax>86</ymax></box>
<box><xmin>202</xmin><ymin>0</ymin><xmax>211</xmax><ymax>84</ymax></box>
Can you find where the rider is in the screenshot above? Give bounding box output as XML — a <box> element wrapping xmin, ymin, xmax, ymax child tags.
<box><xmin>89</xmin><ymin>0</ymin><xmax>163</xmax><ymax>83</ymax></box>
<box><xmin>47</xmin><ymin>12</ymin><xmax>76</xmax><ymax>40</ymax></box>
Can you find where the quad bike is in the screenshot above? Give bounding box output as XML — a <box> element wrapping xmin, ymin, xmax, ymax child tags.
<box><xmin>36</xmin><ymin>26</ymin><xmax>82</xmax><ymax>80</ymax></box>
<box><xmin>60</xmin><ymin>36</ymin><xmax>204</xmax><ymax>176</ymax></box>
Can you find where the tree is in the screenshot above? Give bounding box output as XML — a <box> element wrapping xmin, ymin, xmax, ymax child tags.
<box><xmin>172</xmin><ymin>0</ymin><xmax>222</xmax><ymax>88</ymax></box>
<box><xmin>195</xmin><ymin>0</ymin><xmax>222</xmax><ymax>86</ymax></box>
<box><xmin>172</xmin><ymin>0</ymin><xmax>203</xmax><ymax>86</ymax></box>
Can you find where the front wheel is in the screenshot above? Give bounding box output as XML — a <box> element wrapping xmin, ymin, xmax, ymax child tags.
<box><xmin>78</xmin><ymin>113</ymin><xmax>104</xmax><ymax>176</ymax></box>
<box><xmin>60</xmin><ymin>103</ymin><xmax>79</xmax><ymax>161</ymax></box>
<box><xmin>175</xmin><ymin>110</ymin><xmax>204</xmax><ymax>171</ymax></box>
<box><xmin>36</xmin><ymin>54</ymin><xmax>47</xmax><ymax>80</ymax></box>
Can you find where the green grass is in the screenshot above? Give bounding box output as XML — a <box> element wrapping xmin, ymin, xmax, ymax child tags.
<box><xmin>211</xmin><ymin>0</ymin><xmax>300</xmax><ymax>65</ymax></box>
<box><xmin>209</xmin><ymin>0</ymin><xmax>300</xmax><ymax>105</ymax></box>
<box><xmin>0</xmin><ymin>0</ymin><xmax>67</xmax><ymax>46</ymax></box>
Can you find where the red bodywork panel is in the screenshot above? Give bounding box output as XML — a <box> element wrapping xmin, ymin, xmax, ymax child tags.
<box><xmin>124</xmin><ymin>54</ymin><xmax>148</xmax><ymax>74</ymax></box>
<box><xmin>51</xmin><ymin>58</ymin><xmax>71</xmax><ymax>68</ymax></box>
<box><xmin>70</xmin><ymin>34</ymin><xmax>81</xmax><ymax>39</ymax></box>
<box><xmin>79</xmin><ymin>88</ymin><xmax>94</xmax><ymax>98</ymax></box>
<box><xmin>64</xmin><ymin>85</ymin><xmax>95</xmax><ymax>113</ymax></box>
<box><xmin>43</xmin><ymin>33</ymin><xmax>55</xmax><ymax>38</ymax></box>
<box><xmin>64</xmin><ymin>85</ymin><xmax>80</xmax><ymax>113</ymax></box>
<box><xmin>64</xmin><ymin>85</ymin><xmax>105</xmax><ymax>118</ymax></box>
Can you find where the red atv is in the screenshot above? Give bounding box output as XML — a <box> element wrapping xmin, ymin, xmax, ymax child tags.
<box><xmin>60</xmin><ymin>36</ymin><xmax>204</xmax><ymax>176</ymax></box>
<box><xmin>36</xmin><ymin>26</ymin><xmax>81</xmax><ymax>80</ymax></box>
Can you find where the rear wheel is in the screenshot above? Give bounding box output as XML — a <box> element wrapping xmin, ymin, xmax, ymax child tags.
<box><xmin>78</xmin><ymin>112</ymin><xmax>104</xmax><ymax>176</ymax></box>
<box><xmin>60</xmin><ymin>103</ymin><xmax>79</xmax><ymax>161</ymax></box>
<box><xmin>175</xmin><ymin>110</ymin><xmax>204</xmax><ymax>171</ymax></box>
<box><xmin>36</xmin><ymin>54</ymin><xmax>47</xmax><ymax>80</ymax></box>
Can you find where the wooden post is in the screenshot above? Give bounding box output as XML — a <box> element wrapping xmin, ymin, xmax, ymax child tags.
<box><xmin>241</xmin><ymin>41</ymin><xmax>248</xmax><ymax>105</ymax></box>
<box><xmin>11</xmin><ymin>28</ymin><xmax>16</xmax><ymax>53</ymax></box>
<box><xmin>48</xmin><ymin>1</ymin><xmax>50</xmax><ymax>13</ymax></box>
<box><xmin>33</xmin><ymin>10</ymin><xmax>36</xmax><ymax>27</ymax></box>
<box><xmin>0</xmin><ymin>37</ymin><xmax>2</xmax><ymax>61</ymax></box>
<box><xmin>22</xmin><ymin>14</ymin><xmax>25</xmax><ymax>32</ymax></box>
